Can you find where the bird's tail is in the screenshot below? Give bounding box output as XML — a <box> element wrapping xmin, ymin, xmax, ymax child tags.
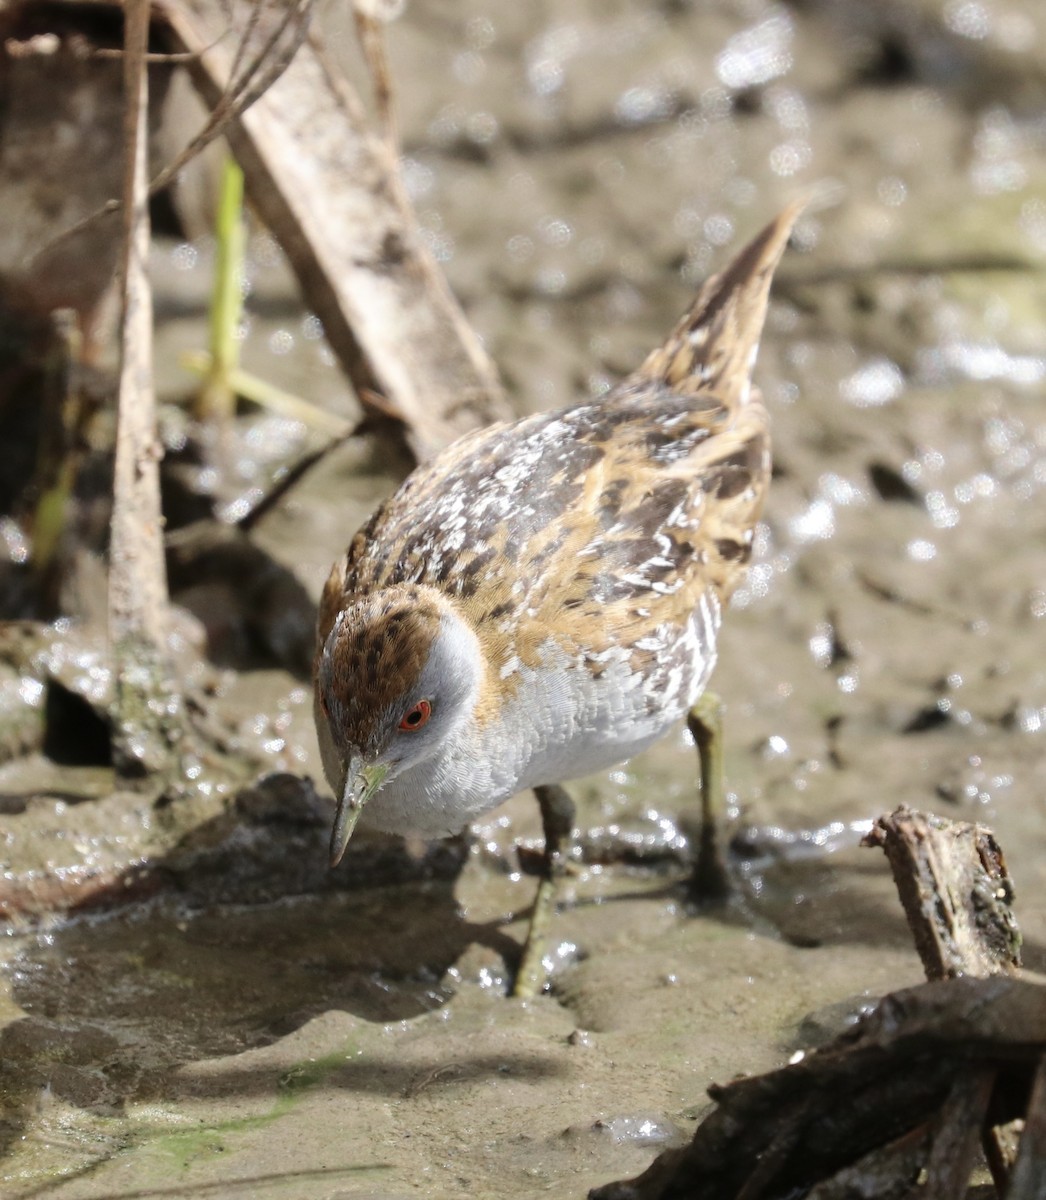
<box><xmin>635</xmin><ymin>200</ymin><xmax>803</xmax><ymax>408</ymax></box>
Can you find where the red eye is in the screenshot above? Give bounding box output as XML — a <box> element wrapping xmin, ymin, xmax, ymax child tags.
<box><xmin>398</xmin><ymin>700</ymin><xmax>431</xmax><ymax>732</ymax></box>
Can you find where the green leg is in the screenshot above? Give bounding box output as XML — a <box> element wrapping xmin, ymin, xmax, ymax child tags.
<box><xmin>687</xmin><ymin>691</ymin><xmax>731</xmax><ymax>902</ymax></box>
<box><xmin>512</xmin><ymin>783</ymin><xmax>576</xmax><ymax>999</ymax></box>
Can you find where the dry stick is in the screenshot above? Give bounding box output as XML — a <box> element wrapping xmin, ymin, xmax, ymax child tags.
<box><xmin>353</xmin><ymin>2</ymin><xmax>398</xmax><ymax>150</ymax></box>
<box><xmin>148</xmin><ymin>0</ymin><xmax>316</xmax><ymax>198</ymax></box>
<box><xmin>110</xmin><ymin>0</ymin><xmax>168</xmax><ymax>655</ymax></box>
<box><xmin>232</xmin><ymin>386</ymin><xmax>401</xmax><ymax>534</ymax></box>
<box><xmin>236</xmin><ymin>432</ymin><xmax>354</xmax><ymax>533</ymax></box>
<box><xmin>107</xmin><ymin>0</ymin><xmax>189</xmax><ymax>781</ymax></box>
<box><xmin>92</xmin><ymin>47</ymin><xmax>213</xmax><ymax>62</ymax></box>
<box><xmin>227</xmin><ymin>0</ymin><xmax>266</xmax><ymax>87</ymax></box>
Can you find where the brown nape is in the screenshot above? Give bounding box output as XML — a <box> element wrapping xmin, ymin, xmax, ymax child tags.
<box><xmin>326</xmin><ymin>588</ymin><xmax>443</xmax><ymax>754</ymax></box>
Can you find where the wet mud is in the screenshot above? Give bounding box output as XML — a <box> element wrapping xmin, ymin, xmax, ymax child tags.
<box><xmin>3</xmin><ymin>1</ymin><xmax>1046</xmax><ymax>1196</ymax></box>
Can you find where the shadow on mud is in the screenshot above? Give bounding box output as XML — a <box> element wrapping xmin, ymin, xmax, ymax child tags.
<box><xmin>0</xmin><ymin>774</ymin><xmax>529</xmax><ymax>1162</ymax></box>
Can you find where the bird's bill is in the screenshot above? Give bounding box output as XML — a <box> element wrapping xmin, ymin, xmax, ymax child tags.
<box><xmin>329</xmin><ymin>759</ymin><xmax>389</xmax><ymax>868</ymax></box>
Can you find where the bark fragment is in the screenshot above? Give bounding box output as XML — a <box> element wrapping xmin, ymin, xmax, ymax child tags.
<box><xmin>591</xmin><ymin>809</ymin><xmax>1043</xmax><ymax>1200</ymax></box>
<box><xmin>863</xmin><ymin>805</ymin><xmax>1021</xmax><ymax>980</ymax></box>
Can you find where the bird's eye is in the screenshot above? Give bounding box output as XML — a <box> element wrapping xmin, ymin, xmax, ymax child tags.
<box><xmin>398</xmin><ymin>699</ymin><xmax>432</xmax><ymax>732</ymax></box>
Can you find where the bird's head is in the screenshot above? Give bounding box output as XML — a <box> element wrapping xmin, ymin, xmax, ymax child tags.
<box><xmin>314</xmin><ymin>585</ymin><xmax>483</xmax><ymax>866</ymax></box>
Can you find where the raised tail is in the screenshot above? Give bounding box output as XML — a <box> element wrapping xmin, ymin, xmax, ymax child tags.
<box><xmin>635</xmin><ymin>200</ymin><xmax>803</xmax><ymax>407</ymax></box>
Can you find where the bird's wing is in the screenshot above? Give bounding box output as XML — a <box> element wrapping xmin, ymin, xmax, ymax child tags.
<box><xmin>321</xmin><ymin>202</ymin><xmax>800</xmax><ymax>675</ymax></box>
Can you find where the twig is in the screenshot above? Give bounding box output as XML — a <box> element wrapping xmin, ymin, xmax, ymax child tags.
<box><xmin>864</xmin><ymin>807</ymin><xmax>1025</xmax><ymax>1192</ymax></box>
<box><xmin>107</xmin><ymin>0</ymin><xmax>189</xmax><ymax>781</ymax></box>
<box><xmin>984</xmin><ymin>1122</ymin><xmax>1021</xmax><ymax>1197</ymax></box>
<box><xmin>236</xmin><ymin>430</ymin><xmax>355</xmax><ymax>533</ymax></box>
<box><xmin>110</xmin><ymin>0</ymin><xmax>168</xmax><ymax>653</ymax></box>
<box><xmin>91</xmin><ymin>47</ymin><xmax>210</xmax><ymax>61</ymax></box>
<box><xmin>353</xmin><ymin>0</ymin><xmax>400</xmax><ymax>151</ymax></box>
<box><xmin>227</xmin><ymin>0</ymin><xmax>266</xmax><ymax>86</ymax></box>
<box><xmin>181</xmin><ymin>349</ymin><xmax>353</xmax><ymax>437</ymax></box>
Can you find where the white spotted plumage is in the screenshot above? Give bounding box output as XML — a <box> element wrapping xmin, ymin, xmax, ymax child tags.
<box><xmin>314</xmin><ymin>204</ymin><xmax>801</xmax><ymax>846</ymax></box>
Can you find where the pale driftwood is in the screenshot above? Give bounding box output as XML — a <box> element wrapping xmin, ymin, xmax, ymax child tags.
<box><xmin>110</xmin><ymin>0</ymin><xmax>168</xmax><ymax>655</ymax></box>
<box><xmin>162</xmin><ymin>0</ymin><xmax>510</xmax><ymax>460</ymax></box>
<box><xmin>108</xmin><ymin>0</ymin><xmax>184</xmax><ymax>778</ymax></box>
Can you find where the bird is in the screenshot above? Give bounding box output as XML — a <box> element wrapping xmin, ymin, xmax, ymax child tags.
<box><xmin>314</xmin><ymin>201</ymin><xmax>802</xmax><ymax>996</ymax></box>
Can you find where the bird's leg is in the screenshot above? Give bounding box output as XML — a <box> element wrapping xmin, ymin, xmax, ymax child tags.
<box><xmin>687</xmin><ymin>691</ymin><xmax>731</xmax><ymax>902</ymax></box>
<box><xmin>512</xmin><ymin>783</ymin><xmax>576</xmax><ymax>999</ymax></box>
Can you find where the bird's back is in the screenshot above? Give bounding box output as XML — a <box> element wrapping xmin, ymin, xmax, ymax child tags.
<box><xmin>317</xmin><ymin>203</ymin><xmax>800</xmax><ymax>689</ymax></box>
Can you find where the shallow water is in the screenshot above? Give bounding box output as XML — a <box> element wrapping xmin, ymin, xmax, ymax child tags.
<box><xmin>3</xmin><ymin>0</ymin><xmax>1046</xmax><ymax>1196</ymax></box>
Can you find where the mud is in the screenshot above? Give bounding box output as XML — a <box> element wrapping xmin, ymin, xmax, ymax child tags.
<box><xmin>3</xmin><ymin>0</ymin><xmax>1046</xmax><ymax>1197</ymax></box>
